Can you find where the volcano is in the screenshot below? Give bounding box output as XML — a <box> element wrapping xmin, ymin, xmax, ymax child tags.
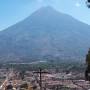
<box><xmin>0</xmin><ymin>6</ymin><xmax>90</xmax><ymax>62</ymax></box>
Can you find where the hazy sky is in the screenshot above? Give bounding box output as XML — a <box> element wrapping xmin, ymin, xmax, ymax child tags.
<box><xmin>0</xmin><ymin>0</ymin><xmax>90</xmax><ymax>30</ymax></box>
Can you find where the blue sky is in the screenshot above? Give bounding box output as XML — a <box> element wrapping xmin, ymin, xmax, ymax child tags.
<box><xmin>0</xmin><ymin>0</ymin><xmax>90</xmax><ymax>31</ymax></box>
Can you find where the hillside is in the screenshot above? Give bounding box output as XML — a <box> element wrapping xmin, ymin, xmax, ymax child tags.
<box><xmin>0</xmin><ymin>6</ymin><xmax>90</xmax><ymax>62</ymax></box>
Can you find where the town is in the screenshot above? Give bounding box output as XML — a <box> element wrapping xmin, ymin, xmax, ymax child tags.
<box><xmin>0</xmin><ymin>49</ymin><xmax>90</xmax><ymax>90</ymax></box>
<box><xmin>0</xmin><ymin>65</ymin><xmax>89</xmax><ymax>90</ymax></box>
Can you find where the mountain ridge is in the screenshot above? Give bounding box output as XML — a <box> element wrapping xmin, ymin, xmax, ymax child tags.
<box><xmin>2</xmin><ymin>6</ymin><xmax>89</xmax><ymax>32</ymax></box>
<box><xmin>0</xmin><ymin>6</ymin><xmax>90</xmax><ymax>63</ymax></box>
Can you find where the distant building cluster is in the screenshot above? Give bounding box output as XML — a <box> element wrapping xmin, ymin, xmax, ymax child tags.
<box><xmin>0</xmin><ymin>67</ymin><xmax>89</xmax><ymax>90</ymax></box>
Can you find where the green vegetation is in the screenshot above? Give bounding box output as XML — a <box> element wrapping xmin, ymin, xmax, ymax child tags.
<box><xmin>0</xmin><ymin>60</ymin><xmax>85</xmax><ymax>73</ymax></box>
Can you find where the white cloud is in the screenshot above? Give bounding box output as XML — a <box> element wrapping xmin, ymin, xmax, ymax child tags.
<box><xmin>75</xmin><ymin>2</ymin><xmax>81</xmax><ymax>7</ymax></box>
